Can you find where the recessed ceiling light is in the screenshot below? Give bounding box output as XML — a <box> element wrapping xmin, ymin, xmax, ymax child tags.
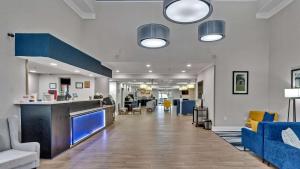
<box><xmin>187</xmin><ymin>64</ymin><xmax>191</xmax><ymax>67</ymax></box>
<box><xmin>89</xmin><ymin>74</ymin><xmax>94</xmax><ymax>77</ymax></box>
<box><xmin>74</xmin><ymin>70</ymin><xmax>80</xmax><ymax>73</ymax></box>
<box><xmin>146</xmin><ymin>64</ymin><xmax>151</xmax><ymax>68</ymax></box>
<box><xmin>29</xmin><ymin>70</ymin><xmax>37</xmax><ymax>73</ymax></box>
<box><xmin>116</xmin><ymin>70</ymin><xmax>120</xmax><ymax>73</ymax></box>
<box><xmin>182</xmin><ymin>70</ymin><xmax>186</xmax><ymax>73</ymax></box>
<box><xmin>163</xmin><ymin>0</ymin><xmax>213</xmax><ymax>24</ymax></box>
<box><xmin>148</xmin><ymin>70</ymin><xmax>153</xmax><ymax>73</ymax></box>
<box><xmin>50</xmin><ymin>63</ymin><xmax>58</xmax><ymax>66</ymax></box>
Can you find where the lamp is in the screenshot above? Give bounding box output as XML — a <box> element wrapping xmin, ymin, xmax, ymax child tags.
<box><xmin>199</xmin><ymin>20</ymin><xmax>225</xmax><ymax>42</ymax></box>
<box><xmin>137</xmin><ymin>24</ymin><xmax>170</xmax><ymax>49</ymax></box>
<box><xmin>284</xmin><ymin>88</ymin><xmax>300</xmax><ymax>122</ymax></box>
<box><xmin>163</xmin><ymin>0</ymin><xmax>213</xmax><ymax>24</ymax></box>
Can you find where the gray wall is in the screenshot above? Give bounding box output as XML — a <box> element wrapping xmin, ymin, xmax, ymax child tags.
<box><xmin>0</xmin><ymin>0</ymin><xmax>82</xmax><ymax>118</ymax></box>
<box><xmin>213</xmin><ymin>3</ymin><xmax>270</xmax><ymax>126</ymax></box>
<box><xmin>268</xmin><ymin>1</ymin><xmax>299</xmax><ymax>121</ymax></box>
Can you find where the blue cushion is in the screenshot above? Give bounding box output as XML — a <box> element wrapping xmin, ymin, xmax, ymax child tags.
<box><xmin>263</xmin><ymin>112</ymin><xmax>275</xmax><ymax>122</ymax></box>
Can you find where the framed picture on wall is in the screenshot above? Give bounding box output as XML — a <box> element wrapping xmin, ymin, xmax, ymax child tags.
<box><xmin>49</xmin><ymin>83</ymin><xmax>57</xmax><ymax>89</ymax></box>
<box><xmin>233</xmin><ymin>71</ymin><xmax>249</xmax><ymax>95</ymax></box>
<box><xmin>291</xmin><ymin>68</ymin><xmax>300</xmax><ymax>88</ymax></box>
<box><xmin>75</xmin><ymin>82</ymin><xmax>83</xmax><ymax>89</ymax></box>
<box><xmin>198</xmin><ymin>81</ymin><xmax>204</xmax><ymax>99</ymax></box>
<box><xmin>84</xmin><ymin>81</ymin><xmax>90</xmax><ymax>88</ymax></box>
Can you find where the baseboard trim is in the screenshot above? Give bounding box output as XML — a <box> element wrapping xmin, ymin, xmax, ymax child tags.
<box><xmin>212</xmin><ymin>126</ymin><xmax>242</xmax><ymax>132</ymax></box>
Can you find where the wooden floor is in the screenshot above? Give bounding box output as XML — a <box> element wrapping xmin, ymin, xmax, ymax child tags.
<box><xmin>40</xmin><ymin>106</ymin><xmax>273</xmax><ymax>169</ymax></box>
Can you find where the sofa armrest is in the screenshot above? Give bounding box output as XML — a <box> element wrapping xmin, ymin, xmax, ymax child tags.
<box><xmin>14</xmin><ymin>142</ymin><xmax>40</xmax><ymax>154</ymax></box>
<box><xmin>14</xmin><ymin>142</ymin><xmax>40</xmax><ymax>166</ymax></box>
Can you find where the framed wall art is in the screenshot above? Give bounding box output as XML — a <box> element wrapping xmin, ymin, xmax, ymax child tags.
<box><xmin>49</xmin><ymin>83</ymin><xmax>57</xmax><ymax>89</ymax></box>
<box><xmin>291</xmin><ymin>68</ymin><xmax>300</xmax><ymax>88</ymax></box>
<box><xmin>84</xmin><ymin>81</ymin><xmax>90</xmax><ymax>88</ymax></box>
<box><xmin>198</xmin><ymin>81</ymin><xmax>204</xmax><ymax>99</ymax></box>
<box><xmin>75</xmin><ymin>82</ymin><xmax>83</xmax><ymax>89</ymax></box>
<box><xmin>233</xmin><ymin>71</ymin><xmax>248</xmax><ymax>95</ymax></box>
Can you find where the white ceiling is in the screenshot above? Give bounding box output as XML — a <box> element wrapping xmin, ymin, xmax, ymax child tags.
<box><xmin>65</xmin><ymin>0</ymin><xmax>294</xmax><ymax>19</ymax></box>
<box><xmin>62</xmin><ymin>0</ymin><xmax>294</xmax><ymax>82</ymax></box>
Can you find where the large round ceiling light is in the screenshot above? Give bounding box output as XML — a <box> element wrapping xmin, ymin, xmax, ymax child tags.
<box><xmin>138</xmin><ymin>24</ymin><xmax>170</xmax><ymax>49</ymax></box>
<box><xmin>199</xmin><ymin>20</ymin><xmax>225</xmax><ymax>42</ymax></box>
<box><xmin>163</xmin><ymin>0</ymin><xmax>213</xmax><ymax>24</ymax></box>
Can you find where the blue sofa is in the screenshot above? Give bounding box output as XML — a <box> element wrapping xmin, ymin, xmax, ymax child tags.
<box><xmin>264</xmin><ymin>122</ymin><xmax>300</xmax><ymax>169</ymax></box>
<box><xmin>241</xmin><ymin>122</ymin><xmax>267</xmax><ymax>159</ymax></box>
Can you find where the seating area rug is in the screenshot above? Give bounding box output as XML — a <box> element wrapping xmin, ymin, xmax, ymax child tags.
<box><xmin>214</xmin><ymin>131</ymin><xmax>244</xmax><ymax>151</ymax></box>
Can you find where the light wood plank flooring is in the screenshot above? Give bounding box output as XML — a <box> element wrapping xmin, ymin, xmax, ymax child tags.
<box><xmin>40</xmin><ymin>106</ymin><xmax>273</xmax><ymax>169</ymax></box>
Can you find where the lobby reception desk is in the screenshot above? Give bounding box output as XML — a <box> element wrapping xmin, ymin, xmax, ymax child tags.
<box><xmin>17</xmin><ymin>100</ymin><xmax>115</xmax><ymax>159</ymax></box>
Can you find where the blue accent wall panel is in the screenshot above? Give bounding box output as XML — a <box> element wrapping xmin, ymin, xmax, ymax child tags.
<box><xmin>71</xmin><ymin>110</ymin><xmax>105</xmax><ymax>145</ymax></box>
<box><xmin>15</xmin><ymin>33</ymin><xmax>112</xmax><ymax>78</ymax></box>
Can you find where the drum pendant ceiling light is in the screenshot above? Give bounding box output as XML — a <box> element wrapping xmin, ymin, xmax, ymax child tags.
<box><xmin>137</xmin><ymin>24</ymin><xmax>170</xmax><ymax>49</ymax></box>
<box><xmin>199</xmin><ymin>20</ymin><xmax>225</xmax><ymax>42</ymax></box>
<box><xmin>163</xmin><ymin>0</ymin><xmax>213</xmax><ymax>24</ymax></box>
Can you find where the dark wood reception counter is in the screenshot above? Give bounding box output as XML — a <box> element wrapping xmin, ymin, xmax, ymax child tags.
<box><xmin>16</xmin><ymin>100</ymin><xmax>115</xmax><ymax>159</ymax></box>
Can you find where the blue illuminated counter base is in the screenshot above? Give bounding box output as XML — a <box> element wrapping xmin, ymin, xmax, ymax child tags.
<box><xmin>71</xmin><ymin>110</ymin><xmax>105</xmax><ymax>145</ymax></box>
<box><xmin>18</xmin><ymin>100</ymin><xmax>115</xmax><ymax>159</ymax></box>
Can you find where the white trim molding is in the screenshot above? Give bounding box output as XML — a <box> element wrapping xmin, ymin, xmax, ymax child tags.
<box><xmin>212</xmin><ymin>126</ymin><xmax>242</xmax><ymax>132</ymax></box>
<box><xmin>256</xmin><ymin>0</ymin><xmax>294</xmax><ymax>19</ymax></box>
<box><xmin>64</xmin><ymin>0</ymin><xmax>96</xmax><ymax>19</ymax></box>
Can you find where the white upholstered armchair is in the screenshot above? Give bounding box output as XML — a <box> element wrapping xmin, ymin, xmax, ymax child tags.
<box><xmin>0</xmin><ymin>116</ymin><xmax>40</xmax><ymax>169</ymax></box>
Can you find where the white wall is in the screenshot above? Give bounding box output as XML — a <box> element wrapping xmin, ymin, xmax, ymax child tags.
<box><xmin>109</xmin><ymin>81</ymin><xmax>117</xmax><ymax>101</ymax></box>
<box><xmin>0</xmin><ymin>0</ymin><xmax>82</xmax><ymax>118</ymax></box>
<box><xmin>39</xmin><ymin>74</ymin><xmax>95</xmax><ymax>100</ymax></box>
<box><xmin>268</xmin><ymin>1</ymin><xmax>300</xmax><ymax>121</ymax></box>
<box><xmin>95</xmin><ymin>76</ymin><xmax>109</xmax><ymax>97</ymax></box>
<box><xmin>28</xmin><ymin>73</ymin><xmax>39</xmax><ymax>95</ymax></box>
<box><xmin>213</xmin><ymin>2</ymin><xmax>270</xmax><ymax>126</ymax></box>
<box><xmin>196</xmin><ymin>65</ymin><xmax>215</xmax><ymax>124</ymax></box>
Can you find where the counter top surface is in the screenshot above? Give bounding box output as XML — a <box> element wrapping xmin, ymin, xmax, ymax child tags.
<box><xmin>15</xmin><ymin>99</ymin><xmax>101</xmax><ymax>105</ymax></box>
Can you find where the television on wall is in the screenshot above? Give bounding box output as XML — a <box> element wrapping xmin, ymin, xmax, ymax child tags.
<box><xmin>182</xmin><ymin>90</ymin><xmax>189</xmax><ymax>95</ymax></box>
<box><xmin>60</xmin><ymin>78</ymin><xmax>71</xmax><ymax>85</ymax></box>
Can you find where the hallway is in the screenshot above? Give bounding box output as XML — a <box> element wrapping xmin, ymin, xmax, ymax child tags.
<box><xmin>40</xmin><ymin>107</ymin><xmax>271</xmax><ymax>169</ymax></box>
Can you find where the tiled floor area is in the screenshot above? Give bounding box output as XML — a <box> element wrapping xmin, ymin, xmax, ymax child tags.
<box><xmin>40</xmin><ymin>107</ymin><xmax>272</xmax><ymax>169</ymax></box>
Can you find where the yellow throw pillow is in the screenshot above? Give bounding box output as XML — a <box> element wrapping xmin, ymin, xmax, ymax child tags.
<box><xmin>250</xmin><ymin>120</ymin><xmax>259</xmax><ymax>132</ymax></box>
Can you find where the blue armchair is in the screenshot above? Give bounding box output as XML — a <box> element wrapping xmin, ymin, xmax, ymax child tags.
<box><xmin>181</xmin><ymin>100</ymin><xmax>195</xmax><ymax>115</ymax></box>
<box><xmin>264</xmin><ymin>122</ymin><xmax>300</xmax><ymax>169</ymax></box>
<box><xmin>242</xmin><ymin>122</ymin><xmax>267</xmax><ymax>159</ymax></box>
